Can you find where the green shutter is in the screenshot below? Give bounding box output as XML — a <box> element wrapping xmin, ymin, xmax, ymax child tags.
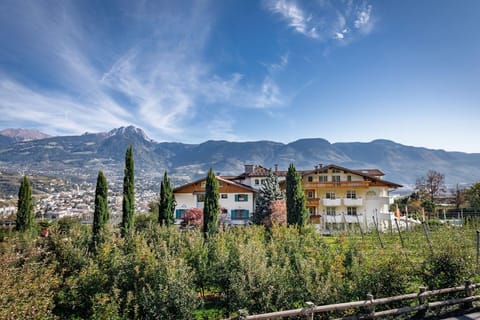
<box><xmin>244</xmin><ymin>194</ymin><xmax>248</xmax><ymax>201</ymax></box>
<box><xmin>235</xmin><ymin>194</ymin><xmax>238</xmax><ymax>201</ymax></box>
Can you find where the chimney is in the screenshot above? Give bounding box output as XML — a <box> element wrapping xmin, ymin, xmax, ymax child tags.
<box><xmin>319</xmin><ymin>164</ymin><xmax>323</xmax><ymax>168</ymax></box>
<box><xmin>314</xmin><ymin>165</ymin><xmax>318</xmax><ymax>170</ymax></box>
<box><xmin>274</xmin><ymin>164</ymin><xmax>278</xmax><ymax>172</ymax></box>
<box><xmin>244</xmin><ymin>164</ymin><xmax>254</xmax><ymax>174</ymax></box>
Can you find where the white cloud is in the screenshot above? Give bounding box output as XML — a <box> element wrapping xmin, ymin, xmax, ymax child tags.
<box><xmin>0</xmin><ymin>1</ymin><xmax>289</xmax><ymax>141</ymax></box>
<box><xmin>355</xmin><ymin>5</ymin><xmax>372</xmax><ymax>29</ymax></box>
<box><xmin>266</xmin><ymin>0</ymin><xmax>319</xmax><ymax>38</ymax></box>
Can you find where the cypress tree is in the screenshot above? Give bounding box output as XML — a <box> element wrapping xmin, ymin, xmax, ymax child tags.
<box><xmin>121</xmin><ymin>145</ymin><xmax>135</xmax><ymax>237</ymax></box>
<box><xmin>253</xmin><ymin>170</ymin><xmax>283</xmax><ymax>225</ymax></box>
<box><xmin>159</xmin><ymin>171</ymin><xmax>175</xmax><ymax>226</ymax></box>
<box><xmin>91</xmin><ymin>171</ymin><xmax>109</xmax><ymax>252</ymax></box>
<box><xmin>203</xmin><ymin>168</ymin><xmax>219</xmax><ymax>237</ymax></box>
<box><xmin>286</xmin><ymin>163</ymin><xmax>309</xmax><ymax>226</ymax></box>
<box><xmin>16</xmin><ymin>176</ymin><xmax>34</xmax><ymax>232</ymax></box>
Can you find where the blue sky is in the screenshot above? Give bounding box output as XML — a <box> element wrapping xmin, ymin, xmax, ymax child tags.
<box><xmin>1</xmin><ymin>0</ymin><xmax>479</xmax><ymax>153</ymax></box>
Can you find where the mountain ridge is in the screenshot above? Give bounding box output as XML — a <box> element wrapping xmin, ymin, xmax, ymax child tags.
<box><xmin>0</xmin><ymin>126</ymin><xmax>478</xmax><ymax>187</ymax></box>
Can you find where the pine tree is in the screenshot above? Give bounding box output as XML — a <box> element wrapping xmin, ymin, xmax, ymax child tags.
<box><xmin>159</xmin><ymin>171</ymin><xmax>175</xmax><ymax>226</ymax></box>
<box><xmin>286</xmin><ymin>163</ymin><xmax>309</xmax><ymax>226</ymax></box>
<box><xmin>121</xmin><ymin>145</ymin><xmax>135</xmax><ymax>237</ymax></box>
<box><xmin>203</xmin><ymin>168</ymin><xmax>219</xmax><ymax>237</ymax></box>
<box><xmin>253</xmin><ymin>170</ymin><xmax>283</xmax><ymax>225</ymax></box>
<box><xmin>91</xmin><ymin>171</ymin><xmax>109</xmax><ymax>251</ymax></box>
<box><xmin>16</xmin><ymin>176</ymin><xmax>34</xmax><ymax>232</ymax></box>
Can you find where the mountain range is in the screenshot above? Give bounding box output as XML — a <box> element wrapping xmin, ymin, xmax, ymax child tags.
<box><xmin>0</xmin><ymin>126</ymin><xmax>479</xmax><ymax>188</ymax></box>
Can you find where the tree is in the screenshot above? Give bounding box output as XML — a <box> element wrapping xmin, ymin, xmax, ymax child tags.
<box><xmin>91</xmin><ymin>171</ymin><xmax>109</xmax><ymax>252</ymax></box>
<box><xmin>263</xmin><ymin>200</ymin><xmax>287</xmax><ymax>228</ymax></box>
<box><xmin>181</xmin><ymin>208</ymin><xmax>203</xmax><ymax>228</ymax></box>
<box><xmin>285</xmin><ymin>163</ymin><xmax>308</xmax><ymax>226</ymax></box>
<box><xmin>451</xmin><ymin>184</ymin><xmax>466</xmax><ymax>210</ymax></box>
<box><xmin>158</xmin><ymin>171</ymin><xmax>175</xmax><ymax>226</ymax></box>
<box><xmin>203</xmin><ymin>168</ymin><xmax>219</xmax><ymax>237</ymax></box>
<box><xmin>16</xmin><ymin>176</ymin><xmax>34</xmax><ymax>232</ymax></box>
<box><xmin>415</xmin><ymin>170</ymin><xmax>446</xmax><ymax>203</ymax></box>
<box><xmin>466</xmin><ymin>183</ymin><xmax>480</xmax><ymax>212</ymax></box>
<box><xmin>121</xmin><ymin>145</ymin><xmax>135</xmax><ymax>237</ymax></box>
<box><xmin>253</xmin><ymin>170</ymin><xmax>283</xmax><ymax>225</ymax></box>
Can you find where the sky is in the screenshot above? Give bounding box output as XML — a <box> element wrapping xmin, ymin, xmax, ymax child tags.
<box><xmin>1</xmin><ymin>0</ymin><xmax>479</xmax><ymax>153</ymax></box>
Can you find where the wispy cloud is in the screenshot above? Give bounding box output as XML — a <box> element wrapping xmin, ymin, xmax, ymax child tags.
<box><xmin>265</xmin><ymin>0</ymin><xmax>319</xmax><ymax>38</ymax></box>
<box><xmin>265</xmin><ymin>0</ymin><xmax>375</xmax><ymax>43</ymax></box>
<box><xmin>0</xmin><ymin>1</ymin><xmax>288</xmax><ymax>141</ymax></box>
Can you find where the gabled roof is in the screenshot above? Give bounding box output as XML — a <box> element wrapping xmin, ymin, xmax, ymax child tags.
<box><xmin>294</xmin><ymin>164</ymin><xmax>402</xmax><ymax>188</ymax></box>
<box><xmin>174</xmin><ymin>175</ymin><xmax>258</xmax><ymax>193</ymax></box>
<box><xmin>234</xmin><ymin>165</ymin><xmax>287</xmax><ymax>179</ymax></box>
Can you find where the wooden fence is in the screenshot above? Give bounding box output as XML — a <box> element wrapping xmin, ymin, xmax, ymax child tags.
<box><xmin>230</xmin><ymin>280</ymin><xmax>480</xmax><ymax>320</ymax></box>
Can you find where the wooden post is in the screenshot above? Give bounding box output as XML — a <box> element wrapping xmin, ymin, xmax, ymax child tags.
<box><xmin>356</xmin><ymin>213</ymin><xmax>365</xmax><ymax>242</ymax></box>
<box><xmin>464</xmin><ymin>280</ymin><xmax>473</xmax><ymax>309</ymax></box>
<box><xmin>305</xmin><ymin>302</ymin><xmax>315</xmax><ymax>320</ymax></box>
<box><xmin>373</xmin><ymin>215</ymin><xmax>384</xmax><ymax>249</ymax></box>
<box><xmin>416</xmin><ymin>286</ymin><xmax>427</xmax><ymax>318</ymax></box>
<box><xmin>476</xmin><ymin>231</ymin><xmax>480</xmax><ymax>268</ymax></box>
<box><xmin>395</xmin><ymin>218</ymin><xmax>405</xmax><ymax>249</ymax></box>
<box><xmin>422</xmin><ymin>222</ymin><xmax>433</xmax><ymax>255</ymax></box>
<box><xmin>366</xmin><ymin>293</ymin><xmax>375</xmax><ymax>316</ymax></box>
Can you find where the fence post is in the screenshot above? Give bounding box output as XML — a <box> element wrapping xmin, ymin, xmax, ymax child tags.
<box><xmin>366</xmin><ymin>293</ymin><xmax>375</xmax><ymax>316</ymax></box>
<box><xmin>305</xmin><ymin>301</ymin><xmax>315</xmax><ymax>320</ymax></box>
<box><xmin>416</xmin><ymin>286</ymin><xmax>427</xmax><ymax>318</ymax></box>
<box><xmin>463</xmin><ymin>280</ymin><xmax>473</xmax><ymax>309</ymax></box>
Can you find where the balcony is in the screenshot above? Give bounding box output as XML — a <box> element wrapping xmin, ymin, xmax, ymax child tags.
<box><xmin>303</xmin><ymin>181</ymin><xmax>370</xmax><ymax>189</ymax></box>
<box><xmin>343</xmin><ymin>198</ymin><xmax>363</xmax><ymax>206</ymax></box>
<box><xmin>322</xmin><ymin>198</ymin><xmax>342</xmax><ymax>206</ymax></box>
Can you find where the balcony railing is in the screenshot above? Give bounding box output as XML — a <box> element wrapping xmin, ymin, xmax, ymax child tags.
<box><xmin>343</xmin><ymin>198</ymin><xmax>363</xmax><ymax>206</ymax></box>
<box><xmin>322</xmin><ymin>198</ymin><xmax>342</xmax><ymax>206</ymax></box>
<box><xmin>303</xmin><ymin>181</ymin><xmax>370</xmax><ymax>189</ymax></box>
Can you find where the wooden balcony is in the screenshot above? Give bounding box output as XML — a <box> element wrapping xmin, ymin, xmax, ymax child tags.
<box><xmin>303</xmin><ymin>181</ymin><xmax>370</xmax><ymax>189</ymax></box>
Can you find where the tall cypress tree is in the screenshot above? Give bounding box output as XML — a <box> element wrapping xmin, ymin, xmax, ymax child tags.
<box><xmin>121</xmin><ymin>145</ymin><xmax>135</xmax><ymax>237</ymax></box>
<box><xmin>286</xmin><ymin>163</ymin><xmax>309</xmax><ymax>226</ymax></box>
<box><xmin>253</xmin><ymin>170</ymin><xmax>283</xmax><ymax>225</ymax></box>
<box><xmin>91</xmin><ymin>171</ymin><xmax>109</xmax><ymax>251</ymax></box>
<box><xmin>203</xmin><ymin>168</ymin><xmax>219</xmax><ymax>237</ymax></box>
<box><xmin>16</xmin><ymin>176</ymin><xmax>34</xmax><ymax>232</ymax></box>
<box><xmin>158</xmin><ymin>171</ymin><xmax>175</xmax><ymax>226</ymax></box>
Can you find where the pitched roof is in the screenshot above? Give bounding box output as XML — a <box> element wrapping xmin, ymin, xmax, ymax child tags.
<box><xmin>294</xmin><ymin>164</ymin><xmax>402</xmax><ymax>188</ymax></box>
<box><xmin>173</xmin><ymin>175</ymin><xmax>257</xmax><ymax>193</ymax></box>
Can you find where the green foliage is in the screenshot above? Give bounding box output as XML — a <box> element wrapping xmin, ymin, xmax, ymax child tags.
<box><xmin>467</xmin><ymin>182</ymin><xmax>480</xmax><ymax>212</ymax></box>
<box><xmin>203</xmin><ymin>168</ymin><xmax>219</xmax><ymax>237</ymax></box>
<box><xmin>159</xmin><ymin>171</ymin><xmax>175</xmax><ymax>226</ymax></box>
<box><xmin>91</xmin><ymin>171</ymin><xmax>109</xmax><ymax>253</ymax></box>
<box><xmin>16</xmin><ymin>175</ymin><xmax>34</xmax><ymax>232</ymax></box>
<box><xmin>3</xmin><ymin>210</ymin><xmax>480</xmax><ymax>319</ymax></box>
<box><xmin>253</xmin><ymin>170</ymin><xmax>283</xmax><ymax>225</ymax></box>
<box><xmin>285</xmin><ymin>163</ymin><xmax>308</xmax><ymax>226</ymax></box>
<box><xmin>121</xmin><ymin>145</ymin><xmax>135</xmax><ymax>238</ymax></box>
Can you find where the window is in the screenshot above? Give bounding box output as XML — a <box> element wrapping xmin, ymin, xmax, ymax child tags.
<box><xmin>319</xmin><ymin>175</ymin><xmax>328</xmax><ymax>182</ymax></box>
<box><xmin>197</xmin><ymin>194</ymin><xmax>205</xmax><ymax>202</ymax></box>
<box><xmin>332</xmin><ymin>169</ymin><xmax>341</xmax><ymax>173</ymax></box>
<box><xmin>347</xmin><ymin>175</ymin><xmax>352</xmax><ymax>182</ymax></box>
<box><xmin>346</xmin><ymin>190</ymin><xmax>356</xmax><ymax>199</ymax></box>
<box><xmin>200</xmin><ymin>181</ymin><xmax>206</xmax><ymax>188</ymax></box>
<box><xmin>332</xmin><ymin>175</ymin><xmax>341</xmax><ymax>182</ymax></box>
<box><xmin>235</xmin><ymin>194</ymin><xmax>248</xmax><ymax>202</ymax></box>
<box><xmin>326</xmin><ymin>191</ymin><xmax>335</xmax><ymax>199</ymax></box>
<box><xmin>308</xmin><ymin>207</ymin><xmax>316</xmax><ymax>215</ymax></box>
<box><xmin>307</xmin><ymin>176</ymin><xmax>313</xmax><ymax>182</ymax></box>
<box><xmin>255</xmin><ymin>179</ymin><xmax>260</xmax><ymax>185</ymax></box>
<box><xmin>347</xmin><ymin>207</ymin><xmax>357</xmax><ymax>216</ymax></box>
<box><xmin>307</xmin><ymin>190</ymin><xmax>314</xmax><ymax>199</ymax></box>
<box><xmin>175</xmin><ymin>209</ymin><xmax>187</xmax><ymax>219</ymax></box>
<box><xmin>326</xmin><ymin>207</ymin><xmax>336</xmax><ymax>215</ymax></box>
<box><xmin>231</xmin><ymin>209</ymin><xmax>249</xmax><ymax>220</ymax></box>
<box><xmin>221</xmin><ymin>194</ymin><xmax>228</xmax><ymax>199</ymax></box>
